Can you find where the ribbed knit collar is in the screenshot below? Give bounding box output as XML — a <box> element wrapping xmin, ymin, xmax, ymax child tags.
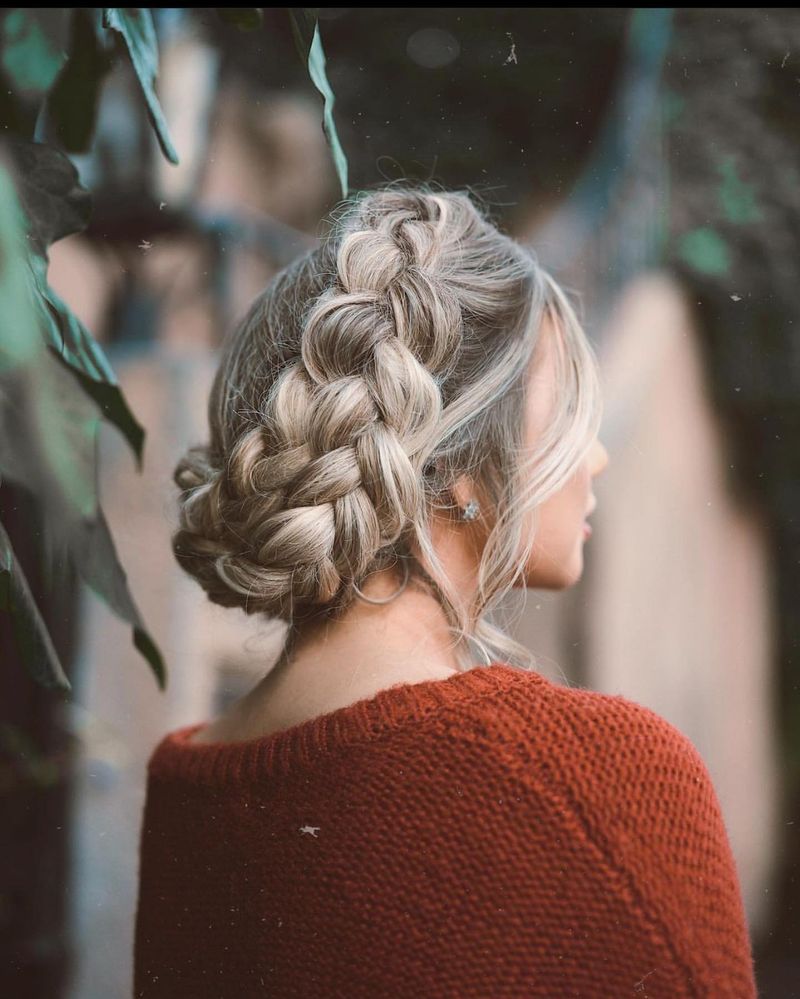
<box><xmin>146</xmin><ymin>661</ymin><xmax>541</xmax><ymax>786</ymax></box>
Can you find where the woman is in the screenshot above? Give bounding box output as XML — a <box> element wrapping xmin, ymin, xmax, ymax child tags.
<box><xmin>133</xmin><ymin>184</ymin><xmax>757</xmax><ymax>997</ymax></box>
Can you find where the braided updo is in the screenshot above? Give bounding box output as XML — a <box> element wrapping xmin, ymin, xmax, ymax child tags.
<box><xmin>173</xmin><ymin>182</ymin><xmax>602</xmax><ymax>669</ymax></box>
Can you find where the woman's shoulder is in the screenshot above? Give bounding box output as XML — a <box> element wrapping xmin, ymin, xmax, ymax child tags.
<box><xmin>478</xmin><ymin>668</ymin><xmax>737</xmax><ymax>889</ymax></box>
<box><xmin>457</xmin><ymin>661</ymin><xmax>695</xmax><ymax>761</ymax></box>
<box><xmin>457</xmin><ymin>665</ymin><xmax>717</xmax><ymax>823</ymax></box>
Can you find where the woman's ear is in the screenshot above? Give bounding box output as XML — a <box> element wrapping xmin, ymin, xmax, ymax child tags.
<box><xmin>450</xmin><ymin>474</ymin><xmax>483</xmax><ymax>518</ymax></box>
<box><xmin>448</xmin><ymin>473</ymin><xmax>475</xmax><ymax>513</ymax></box>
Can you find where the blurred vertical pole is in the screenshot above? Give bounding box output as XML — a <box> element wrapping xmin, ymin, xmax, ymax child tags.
<box><xmin>0</xmin><ymin>479</ymin><xmax>79</xmax><ymax>998</ymax></box>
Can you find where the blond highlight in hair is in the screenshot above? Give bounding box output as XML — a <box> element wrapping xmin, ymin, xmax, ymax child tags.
<box><xmin>172</xmin><ymin>181</ymin><xmax>603</xmax><ymax>670</ymax></box>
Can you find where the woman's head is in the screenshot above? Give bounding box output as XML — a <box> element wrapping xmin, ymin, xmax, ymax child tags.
<box><xmin>173</xmin><ymin>181</ymin><xmax>607</xmax><ymax>670</ymax></box>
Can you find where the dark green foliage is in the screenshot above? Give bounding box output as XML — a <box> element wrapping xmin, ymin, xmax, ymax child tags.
<box><xmin>47</xmin><ymin>9</ymin><xmax>116</xmax><ymax>154</ymax></box>
<box><xmin>102</xmin><ymin>8</ymin><xmax>179</xmax><ymax>164</ymax></box>
<box><xmin>0</xmin><ymin>7</ymin><xmax>350</xmax><ymax>693</ymax></box>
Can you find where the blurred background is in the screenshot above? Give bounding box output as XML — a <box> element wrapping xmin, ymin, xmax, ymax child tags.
<box><xmin>1</xmin><ymin>8</ymin><xmax>799</xmax><ymax>997</ymax></box>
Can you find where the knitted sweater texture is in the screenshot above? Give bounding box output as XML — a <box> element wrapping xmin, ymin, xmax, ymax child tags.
<box><xmin>133</xmin><ymin>662</ymin><xmax>758</xmax><ymax>998</ymax></box>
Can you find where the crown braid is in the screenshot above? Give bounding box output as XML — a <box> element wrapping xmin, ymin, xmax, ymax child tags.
<box><xmin>173</xmin><ymin>189</ymin><xmax>464</xmax><ymax>620</ymax></box>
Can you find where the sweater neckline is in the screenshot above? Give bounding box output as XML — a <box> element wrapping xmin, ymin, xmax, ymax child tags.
<box><xmin>147</xmin><ymin>661</ymin><xmax>540</xmax><ymax>785</ymax></box>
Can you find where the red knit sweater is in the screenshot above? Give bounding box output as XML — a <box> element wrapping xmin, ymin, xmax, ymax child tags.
<box><xmin>133</xmin><ymin>662</ymin><xmax>758</xmax><ymax>998</ymax></box>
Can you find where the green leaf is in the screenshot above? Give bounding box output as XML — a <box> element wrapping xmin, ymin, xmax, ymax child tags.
<box><xmin>216</xmin><ymin>9</ymin><xmax>264</xmax><ymax>31</ymax></box>
<box><xmin>288</xmin><ymin>8</ymin><xmax>318</xmax><ymax>65</ymax></box>
<box><xmin>0</xmin><ymin>133</ymin><xmax>91</xmax><ymax>255</ymax></box>
<box><xmin>62</xmin><ymin>504</ymin><xmax>167</xmax><ymax>691</ymax></box>
<box><xmin>676</xmin><ymin>226</ymin><xmax>731</xmax><ymax>277</ymax></box>
<box><xmin>0</xmin><ymin>347</ymin><xmax>100</xmax><ymax>520</ymax></box>
<box><xmin>288</xmin><ymin>10</ymin><xmax>348</xmax><ymax>199</ymax></box>
<box><xmin>28</xmin><ymin>255</ymin><xmax>106</xmax><ymax>377</ymax></box>
<box><xmin>46</xmin><ymin>344</ymin><xmax>145</xmax><ymax>470</ymax></box>
<box><xmin>0</xmin><ymin>156</ymin><xmax>96</xmax><ymax>517</ymax></box>
<box><xmin>0</xmin><ymin>9</ymin><xmax>72</xmax><ymax>138</ymax></box>
<box><xmin>0</xmin><ymin>158</ymin><xmax>166</xmax><ymax>690</ymax></box>
<box><xmin>32</xmin><ymin>259</ymin><xmax>146</xmax><ymax>468</ymax></box>
<box><xmin>0</xmin><ymin>516</ymin><xmax>71</xmax><ymax>692</ymax></box>
<box><xmin>0</xmin><ymin>137</ymin><xmax>145</xmax><ymax>464</ymax></box>
<box><xmin>0</xmin><ymin>159</ymin><xmax>41</xmax><ymax>368</ymax></box>
<box><xmin>0</xmin><ymin>9</ymin><xmax>70</xmax><ymax>98</ymax></box>
<box><xmin>102</xmin><ymin>8</ymin><xmax>179</xmax><ymax>165</ymax></box>
<box><xmin>46</xmin><ymin>9</ymin><xmax>116</xmax><ymax>154</ymax></box>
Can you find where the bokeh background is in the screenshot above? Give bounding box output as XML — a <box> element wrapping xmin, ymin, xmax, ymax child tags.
<box><xmin>2</xmin><ymin>8</ymin><xmax>799</xmax><ymax>997</ymax></box>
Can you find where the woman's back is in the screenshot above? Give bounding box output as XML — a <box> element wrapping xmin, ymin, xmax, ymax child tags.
<box><xmin>132</xmin><ymin>662</ymin><xmax>757</xmax><ymax>998</ymax></box>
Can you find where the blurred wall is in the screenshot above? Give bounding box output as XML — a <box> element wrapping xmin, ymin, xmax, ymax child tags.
<box><xmin>585</xmin><ymin>270</ymin><xmax>779</xmax><ymax>936</ymax></box>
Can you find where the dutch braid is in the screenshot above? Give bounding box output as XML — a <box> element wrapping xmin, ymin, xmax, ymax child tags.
<box><xmin>174</xmin><ymin>190</ymin><xmax>463</xmax><ymax>621</ymax></box>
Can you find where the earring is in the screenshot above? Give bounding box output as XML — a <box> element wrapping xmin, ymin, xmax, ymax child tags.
<box><xmin>461</xmin><ymin>499</ymin><xmax>481</xmax><ymax>521</ymax></box>
<box><xmin>352</xmin><ymin>558</ymin><xmax>410</xmax><ymax>604</ymax></box>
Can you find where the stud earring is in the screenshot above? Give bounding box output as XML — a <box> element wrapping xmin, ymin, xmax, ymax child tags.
<box><xmin>461</xmin><ymin>499</ymin><xmax>481</xmax><ymax>521</ymax></box>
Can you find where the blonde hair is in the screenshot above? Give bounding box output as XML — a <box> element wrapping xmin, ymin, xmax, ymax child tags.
<box><xmin>173</xmin><ymin>181</ymin><xmax>603</xmax><ymax>671</ymax></box>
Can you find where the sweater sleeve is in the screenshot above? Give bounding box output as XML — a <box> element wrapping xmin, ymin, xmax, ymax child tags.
<box><xmin>505</xmin><ymin>681</ymin><xmax>759</xmax><ymax>998</ymax></box>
